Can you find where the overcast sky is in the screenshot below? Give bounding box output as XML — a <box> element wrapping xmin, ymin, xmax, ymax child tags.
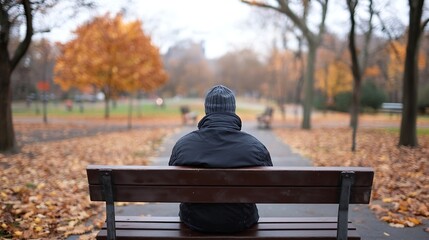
<box><xmin>41</xmin><ymin>0</ymin><xmax>410</xmax><ymax>59</ymax></box>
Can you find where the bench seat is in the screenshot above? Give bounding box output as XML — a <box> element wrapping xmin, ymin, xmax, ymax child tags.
<box><xmin>96</xmin><ymin>217</ymin><xmax>360</xmax><ymax>240</ymax></box>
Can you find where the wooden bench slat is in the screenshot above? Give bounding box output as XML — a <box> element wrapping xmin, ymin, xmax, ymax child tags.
<box><xmin>114</xmin><ymin>216</ymin><xmax>352</xmax><ymax>224</ymax></box>
<box><xmin>106</xmin><ymin>222</ymin><xmax>357</xmax><ymax>231</ymax></box>
<box><xmin>87</xmin><ymin>166</ymin><xmax>374</xmax><ymax>187</ymax></box>
<box><xmin>104</xmin><ymin>217</ymin><xmax>358</xmax><ymax>236</ymax></box>
<box><xmin>96</xmin><ymin>229</ymin><xmax>361</xmax><ymax>240</ymax></box>
<box><xmin>88</xmin><ymin>185</ymin><xmax>372</xmax><ymax>203</ymax></box>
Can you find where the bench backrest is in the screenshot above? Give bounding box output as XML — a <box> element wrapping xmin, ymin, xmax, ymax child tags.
<box><xmin>87</xmin><ymin>165</ymin><xmax>374</xmax><ymax>204</ymax></box>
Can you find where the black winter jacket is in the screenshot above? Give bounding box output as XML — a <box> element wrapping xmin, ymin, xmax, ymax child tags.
<box><xmin>169</xmin><ymin>112</ymin><xmax>272</xmax><ymax>233</ymax></box>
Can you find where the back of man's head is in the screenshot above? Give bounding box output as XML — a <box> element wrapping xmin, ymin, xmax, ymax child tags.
<box><xmin>204</xmin><ymin>85</ymin><xmax>236</xmax><ymax>114</ymax></box>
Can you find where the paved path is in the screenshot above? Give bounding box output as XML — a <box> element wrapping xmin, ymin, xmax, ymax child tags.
<box><xmin>116</xmin><ymin>121</ymin><xmax>428</xmax><ymax>240</ymax></box>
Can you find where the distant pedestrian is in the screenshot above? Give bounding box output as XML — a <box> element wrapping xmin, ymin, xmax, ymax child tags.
<box><xmin>169</xmin><ymin>85</ymin><xmax>272</xmax><ymax>233</ymax></box>
<box><xmin>65</xmin><ymin>99</ymin><xmax>73</xmax><ymax>111</ymax></box>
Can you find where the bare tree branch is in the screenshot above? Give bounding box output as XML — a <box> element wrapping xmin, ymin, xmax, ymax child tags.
<box><xmin>375</xmin><ymin>11</ymin><xmax>402</xmax><ymax>62</ymax></box>
<box><xmin>0</xmin><ymin>2</ymin><xmax>11</xmax><ymax>44</ymax></box>
<box><xmin>421</xmin><ymin>18</ymin><xmax>429</xmax><ymax>31</ymax></box>
<box><xmin>10</xmin><ymin>0</ymin><xmax>33</xmax><ymax>71</ymax></box>
<box><xmin>276</xmin><ymin>0</ymin><xmax>316</xmax><ymax>42</ymax></box>
<box><xmin>360</xmin><ymin>0</ymin><xmax>374</xmax><ymax>75</ymax></box>
<box><xmin>317</xmin><ymin>0</ymin><xmax>328</xmax><ymax>39</ymax></box>
<box><xmin>241</xmin><ymin>0</ymin><xmax>316</xmax><ymax>42</ymax></box>
<box><xmin>241</xmin><ymin>0</ymin><xmax>279</xmax><ymax>12</ymax></box>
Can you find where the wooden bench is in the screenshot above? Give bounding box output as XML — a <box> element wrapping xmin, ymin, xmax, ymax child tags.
<box><xmin>86</xmin><ymin>165</ymin><xmax>374</xmax><ymax>240</ymax></box>
<box><xmin>257</xmin><ymin>107</ymin><xmax>274</xmax><ymax>129</ymax></box>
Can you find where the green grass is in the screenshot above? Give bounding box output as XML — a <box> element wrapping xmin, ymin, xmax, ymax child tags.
<box><xmin>384</xmin><ymin>127</ymin><xmax>429</xmax><ymax>136</ymax></box>
<box><xmin>12</xmin><ymin>100</ymin><xmax>179</xmax><ymax>118</ymax></box>
<box><xmin>12</xmin><ymin>98</ymin><xmax>262</xmax><ymax>119</ymax></box>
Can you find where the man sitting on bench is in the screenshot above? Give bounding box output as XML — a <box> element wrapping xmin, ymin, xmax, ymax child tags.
<box><xmin>179</xmin><ymin>105</ymin><xmax>198</xmax><ymax>125</ymax></box>
<box><xmin>257</xmin><ymin>106</ymin><xmax>274</xmax><ymax>129</ymax></box>
<box><xmin>169</xmin><ymin>85</ymin><xmax>272</xmax><ymax>233</ymax></box>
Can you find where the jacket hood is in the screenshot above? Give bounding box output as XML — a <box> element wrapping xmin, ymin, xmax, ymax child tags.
<box><xmin>197</xmin><ymin>112</ymin><xmax>242</xmax><ymax>130</ymax></box>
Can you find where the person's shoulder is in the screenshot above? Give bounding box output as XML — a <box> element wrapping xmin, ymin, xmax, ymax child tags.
<box><xmin>174</xmin><ymin>130</ymin><xmax>199</xmax><ymax>146</ymax></box>
<box><xmin>240</xmin><ymin>131</ymin><xmax>263</xmax><ymax>144</ymax></box>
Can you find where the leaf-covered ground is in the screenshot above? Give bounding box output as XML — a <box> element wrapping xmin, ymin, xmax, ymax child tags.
<box><xmin>275</xmin><ymin>128</ymin><xmax>429</xmax><ymax>228</ymax></box>
<box><xmin>0</xmin><ymin>123</ymin><xmax>173</xmax><ymax>239</ymax></box>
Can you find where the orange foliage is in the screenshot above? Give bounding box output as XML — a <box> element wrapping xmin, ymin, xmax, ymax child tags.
<box><xmin>54</xmin><ymin>13</ymin><xmax>167</xmax><ymax>97</ymax></box>
<box><xmin>316</xmin><ymin>59</ymin><xmax>353</xmax><ymax>103</ymax></box>
<box><xmin>365</xmin><ymin>65</ymin><xmax>381</xmax><ymax>78</ymax></box>
<box><xmin>384</xmin><ymin>41</ymin><xmax>426</xmax><ymax>92</ymax></box>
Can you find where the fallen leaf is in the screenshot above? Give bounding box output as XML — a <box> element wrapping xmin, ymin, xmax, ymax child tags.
<box><xmin>407</xmin><ymin>217</ymin><xmax>421</xmax><ymax>225</ymax></box>
<box><xmin>389</xmin><ymin>223</ymin><xmax>405</xmax><ymax>228</ymax></box>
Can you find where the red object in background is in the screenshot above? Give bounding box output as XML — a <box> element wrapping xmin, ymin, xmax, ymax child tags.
<box><xmin>37</xmin><ymin>81</ymin><xmax>50</xmax><ymax>91</ymax></box>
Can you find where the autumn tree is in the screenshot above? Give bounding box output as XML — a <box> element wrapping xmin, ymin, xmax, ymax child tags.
<box><xmin>372</xmin><ymin>40</ymin><xmax>425</xmax><ymax>103</ymax></box>
<box><xmin>216</xmin><ymin>48</ymin><xmax>267</xmax><ymax>96</ymax></box>
<box><xmin>242</xmin><ymin>0</ymin><xmax>328</xmax><ymax>129</ymax></box>
<box><xmin>0</xmin><ymin>1</ymin><xmax>93</xmax><ymax>152</ymax></box>
<box><xmin>55</xmin><ymin>13</ymin><xmax>167</xmax><ymax>119</ymax></box>
<box><xmin>162</xmin><ymin>40</ymin><xmax>212</xmax><ymax>97</ymax></box>
<box><xmin>382</xmin><ymin>41</ymin><xmax>407</xmax><ymax>102</ymax></box>
<box><xmin>316</xmin><ymin>57</ymin><xmax>353</xmax><ymax>106</ymax></box>
<box><xmin>124</xmin><ymin>44</ymin><xmax>167</xmax><ymax>129</ymax></box>
<box><xmin>399</xmin><ymin>0</ymin><xmax>429</xmax><ymax>147</ymax></box>
<box><xmin>245</xmin><ymin>8</ymin><xmax>299</xmax><ymax>116</ymax></box>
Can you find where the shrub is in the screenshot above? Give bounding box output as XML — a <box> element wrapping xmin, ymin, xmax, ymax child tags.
<box><xmin>418</xmin><ymin>84</ymin><xmax>429</xmax><ymax>114</ymax></box>
<box><xmin>360</xmin><ymin>80</ymin><xmax>386</xmax><ymax>110</ymax></box>
<box><xmin>333</xmin><ymin>91</ymin><xmax>352</xmax><ymax>112</ymax></box>
<box><xmin>313</xmin><ymin>91</ymin><xmax>327</xmax><ymax>110</ymax></box>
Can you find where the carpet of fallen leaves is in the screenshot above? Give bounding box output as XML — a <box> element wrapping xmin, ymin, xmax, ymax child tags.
<box><xmin>0</xmin><ymin>123</ymin><xmax>172</xmax><ymax>239</ymax></box>
<box><xmin>275</xmin><ymin>128</ymin><xmax>429</xmax><ymax>228</ymax></box>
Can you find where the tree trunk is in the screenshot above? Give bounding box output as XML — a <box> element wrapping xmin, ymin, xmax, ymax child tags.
<box><xmin>399</xmin><ymin>0</ymin><xmax>424</xmax><ymax>147</ymax></box>
<box><xmin>348</xmin><ymin>0</ymin><xmax>362</xmax><ymax>152</ymax></box>
<box><xmin>350</xmin><ymin>80</ymin><xmax>361</xmax><ymax>152</ymax></box>
<box><xmin>0</xmin><ymin>0</ymin><xmax>33</xmax><ymax>152</ymax></box>
<box><xmin>104</xmin><ymin>96</ymin><xmax>110</xmax><ymax>119</ymax></box>
<box><xmin>42</xmin><ymin>93</ymin><xmax>48</xmax><ymax>124</ymax></box>
<box><xmin>302</xmin><ymin>43</ymin><xmax>316</xmax><ymax>129</ymax></box>
<box><xmin>0</xmin><ymin>61</ymin><xmax>17</xmax><ymax>152</ymax></box>
<box><xmin>136</xmin><ymin>92</ymin><xmax>142</xmax><ymax>118</ymax></box>
<box><xmin>127</xmin><ymin>94</ymin><xmax>133</xmax><ymax>130</ymax></box>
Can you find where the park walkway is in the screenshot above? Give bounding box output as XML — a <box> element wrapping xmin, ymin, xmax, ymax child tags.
<box><xmin>114</xmin><ymin>120</ymin><xmax>428</xmax><ymax>240</ymax></box>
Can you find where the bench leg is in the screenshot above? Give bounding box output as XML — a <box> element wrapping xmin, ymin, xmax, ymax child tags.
<box><xmin>101</xmin><ymin>170</ymin><xmax>116</xmax><ymax>240</ymax></box>
<box><xmin>337</xmin><ymin>171</ymin><xmax>355</xmax><ymax>240</ymax></box>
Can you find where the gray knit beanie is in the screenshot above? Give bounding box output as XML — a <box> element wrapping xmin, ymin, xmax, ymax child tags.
<box><xmin>204</xmin><ymin>85</ymin><xmax>236</xmax><ymax>114</ymax></box>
